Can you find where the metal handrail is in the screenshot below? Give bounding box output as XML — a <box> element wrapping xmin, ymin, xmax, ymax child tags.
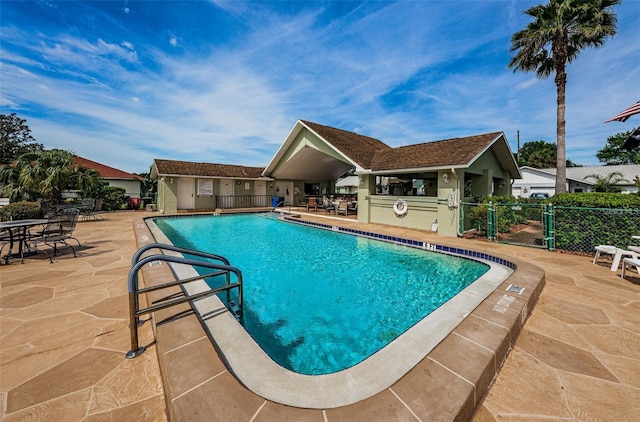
<box><xmin>126</xmin><ymin>243</ymin><xmax>242</xmax><ymax>358</ymax></box>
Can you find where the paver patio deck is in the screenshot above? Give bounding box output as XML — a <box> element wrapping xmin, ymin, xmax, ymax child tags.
<box><xmin>1</xmin><ymin>210</ymin><xmax>638</xmax><ymax>421</ymax></box>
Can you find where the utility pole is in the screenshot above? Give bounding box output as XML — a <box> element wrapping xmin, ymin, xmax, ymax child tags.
<box><xmin>516</xmin><ymin>130</ymin><xmax>520</xmax><ymax>163</ymax></box>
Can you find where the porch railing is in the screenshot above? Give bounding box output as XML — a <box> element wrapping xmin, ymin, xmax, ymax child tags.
<box><xmin>216</xmin><ymin>195</ymin><xmax>273</xmax><ymax>209</ymax></box>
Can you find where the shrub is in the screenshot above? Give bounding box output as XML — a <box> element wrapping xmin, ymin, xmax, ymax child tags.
<box><xmin>101</xmin><ymin>186</ymin><xmax>127</xmax><ymax>211</ymax></box>
<box><xmin>0</xmin><ymin>201</ymin><xmax>43</xmax><ymax>221</ymax></box>
<box><xmin>552</xmin><ymin>193</ymin><xmax>640</xmax><ymax>253</ymax></box>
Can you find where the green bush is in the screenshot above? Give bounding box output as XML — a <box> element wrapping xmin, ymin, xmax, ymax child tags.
<box><xmin>0</xmin><ymin>201</ymin><xmax>44</xmax><ymax>221</ymax></box>
<box><xmin>552</xmin><ymin>193</ymin><xmax>640</xmax><ymax>253</ymax></box>
<box><xmin>101</xmin><ymin>186</ymin><xmax>127</xmax><ymax>211</ymax></box>
<box><xmin>550</xmin><ymin>192</ymin><xmax>640</xmax><ymax>208</ymax></box>
<box><xmin>469</xmin><ymin>196</ymin><xmax>544</xmax><ymax>234</ymax></box>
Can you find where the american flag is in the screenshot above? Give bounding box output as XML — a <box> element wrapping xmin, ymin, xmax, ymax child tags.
<box><xmin>605</xmin><ymin>100</ymin><xmax>640</xmax><ymax>123</ymax></box>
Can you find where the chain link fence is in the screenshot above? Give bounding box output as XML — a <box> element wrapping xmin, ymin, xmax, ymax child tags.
<box><xmin>553</xmin><ymin>206</ymin><xmax>640</xmax><ymax>254</ymax></box>
<box><xmin>460</xmin><ymin>202</ymin><xmax>640</xmax><ymax>255</ymax></box>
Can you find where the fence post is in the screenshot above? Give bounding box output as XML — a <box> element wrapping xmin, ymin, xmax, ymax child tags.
<box><xmin>547</xmin><ymin>203</ymin><xmax>554</xmax><ymax>250</ymax></box>
<box><xmin>487</xmin><ymin>201</ymin><xmax>495</xmax><ymax>241</ymax></box>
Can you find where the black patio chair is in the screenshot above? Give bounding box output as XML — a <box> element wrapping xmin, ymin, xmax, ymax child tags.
<box><xmin>28</xmin><ymin>208</ymin><xmax>81</xmax><ymax>263</ymax></box>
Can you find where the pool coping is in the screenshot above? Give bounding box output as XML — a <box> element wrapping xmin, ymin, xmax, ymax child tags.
<box><xmin>132</xmin><ymin>213</ymin><xmax>545</xmax><ymax>420</ymax></box>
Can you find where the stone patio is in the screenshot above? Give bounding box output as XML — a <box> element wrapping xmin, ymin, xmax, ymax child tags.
<box><xmin>1</xmin><ymin>211</ymin><xmax>638</xmax><ymax>421</ymax></box>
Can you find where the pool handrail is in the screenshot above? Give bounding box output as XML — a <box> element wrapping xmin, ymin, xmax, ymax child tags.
<box><xmin>126</xmin><ymin>243</ymin><xmax>243</xmax><ymax>359</ymax></box>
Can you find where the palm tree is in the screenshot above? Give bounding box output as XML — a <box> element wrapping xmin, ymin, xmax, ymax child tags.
<box><xmin>584</xmin><ymin>171</ymin><xmax>627</xmax><ymax>192</ymax></box>
<box><xmin>509</xmin><ymin>0</ymin><xmax>619</xmax><ymax>194</ymax></box>
<box><xmin>0</xmin><ymin>149</ymin><xmax>102</xmax><ymax>202</ymax></box>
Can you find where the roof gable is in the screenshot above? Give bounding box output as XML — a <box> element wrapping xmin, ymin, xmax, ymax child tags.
<box><xmin>74</xmin><ymin>156</ymin><xmax>142</xmax><ymax>180</ymax></box>
<box><xmin>299</xmin><ymin>120</ymin><xmax>391</xmax><ymax>169</ymax></box>
<box><xmin>153</xmin><ymin>159</ymin><xmax>266</xmax><ymax>179</ymax></box>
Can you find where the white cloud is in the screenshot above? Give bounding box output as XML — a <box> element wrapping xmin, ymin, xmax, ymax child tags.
<box><xmin>1</xmin><ymin>0</ymin><xmax>638</xmax><ymax>172</ymax></box>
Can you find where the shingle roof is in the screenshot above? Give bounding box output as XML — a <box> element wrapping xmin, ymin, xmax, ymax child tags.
<box><xmin>300</xmin><ymin>120</ymin><xmax>391</xmax><ymax>168</ymax></box>
<box><xmin>154</xmin><ymin>159</ymin><xmax>266</xmax><ymax>178</ymax></box>
<box><xmin>537</xmin><ymin>164</ymin><xmax>640</xmax><ymax>185</ymax></box>
<box><xmin>369</xmin><ymin>132</ymin><xmax>503</xmax><ymax>171</ymax></box>
<box><xmin>74</xmin><ymin>156</ymin><xmax>142</xmax><ymax>180</ymax></box>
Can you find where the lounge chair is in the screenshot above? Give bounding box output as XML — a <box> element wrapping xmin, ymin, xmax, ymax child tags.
<box><xmin>347</xmin><ymin>201</ymin><xmax>357</xmax><ymax>215</ymax></box>
<box><xmin>593</xmin><ymin>245</ymin><xmax>639</xmax><ymax>272</ymax></box>
<box><xmin>28</xmin><ymin>208</ymin><xmax>81</xmax><ymax>263</ymax></box>
<box><xmin>621</xmin><ymin>257</ymin><xmax>640</xmax><ymax>279</ymax></box>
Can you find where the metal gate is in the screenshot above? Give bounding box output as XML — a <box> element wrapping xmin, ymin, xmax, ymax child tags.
<box><xmin>487</xmin><ymin>202</ymin><xmax>554</xmax><ymax>249</ymax></box>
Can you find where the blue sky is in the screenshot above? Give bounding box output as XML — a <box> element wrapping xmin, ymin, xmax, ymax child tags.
<box><xmin>2</xmin><ymin>0</ymin><xmax>639</xmax><ymax>174</ymax></box>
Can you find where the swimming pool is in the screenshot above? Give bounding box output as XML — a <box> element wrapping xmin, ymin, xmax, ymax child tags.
<box><xmin>154</xmin><ymin>214</ymin><xmax>489</xmax><ymax>375</ymax></box>
<box><xmin>147</xmin><ymin>213</ymin><xmax>513</xmax><ymax>408</ymax></box>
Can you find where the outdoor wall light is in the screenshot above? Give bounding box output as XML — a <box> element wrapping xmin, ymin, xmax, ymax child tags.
<box><xmin>236</xmin><ymin>180</ymin><xmax>241</xmax><ymax>185</ymax></box>
<box><xmin>442</xmin><ymin>173</ymin><xmax>449</xmax><ymax>183</ymax></box>
<box><xmin>269</xmin><ymin>181</ymin><xmax>274</xmax><ymax>188</ymax></box>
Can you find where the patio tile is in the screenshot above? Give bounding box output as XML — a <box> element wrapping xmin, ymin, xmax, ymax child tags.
<box><xmin>83</xmin><ymin>293</ymin><xmax>130</xmax><ymax>319</ymax></box>
<box><xmin>6</xmin><ymin>348</ymin><xmax>123</xmax><ymax>412</ymax></box>
<box><xmin>592</xmin><ymin>352</ymin><xmax>640</xmax><ymax>388</ymax></box>
<box><xmin>170</xmin><ymin>371</ymin><xmax>264</xmax><ymax>422</ymax></box>
<box><xmin>0</xmin><ymin>312</ymin><xmax>96</xmax><ymax>349</ymax></box>
<box><xmin>391</xmin><ymin>357</ymin><xmax>476</xmax><ymax>421</ymax></box>
<box><xmin>535</xmin><ymin>295</ymin><xmax>610</xmax><ymax>325</ymax></box>
<box><xmin>161</xmin><ymin>337</ymin><xmax>227</xmax><ymax>399</ymax></box>
<box><xmin>452</xmin><ymin>314</ymin><xmax>511</xmax><ymax>368</ymax></box>
<box><xmin>516</xmin><ymin>329</ymin><xmax>618</xmax><ymax>382</ymax></box>
<box><xmin>478</xmin><ymin>348</ymin><xmax>573</xmax><ymax>419</ymax></box>
<box><xmin>84</xmin><ymin>395</ymin><xmax>167</xmax><ymax>422</ymax></box>
<box><xmin>429</xmin><ymin>332</ymin><xmax>496</xmax><ymax>401</ymax></box>
<box><xmin>89</xmin><ymin>347</ymin><xmax>164</xmax><ymax>414</ymax></box>
<box><xmin>325</xmin><ymin>388</ymin><xmax>417</xmax><ymax>421</ymax></box>
<box><xmin>0</xmin><ymin>286</ymin><xmax>54</xmax><ymax>308</ymax></box>
<box><xmin>1</xmin><ymin>389</ymin><xmax>91</xmax><ymax>422</ymax></box>
<box><xmin>573</xmin><ymin>325</ymin><xmax>640</xmax><ymax>358</ymax></box>
<box><xmin>2</xmin><ymin>291</ymin><xmax>110</xmax><ymax>321</ymax></box>
<box><xmin>254</xmin><ymin>401</ymin><xmax>325</xmax><ymax>421</ymax></box>
<box><xmin>523</xmin><ymin>309</ymin><xmax>593</xmax><ymax>350</ymax></box>
<box><xmin>560</xmin><ymin>371</ymin><xmax>640</xmax><ymax>421</ymax></box>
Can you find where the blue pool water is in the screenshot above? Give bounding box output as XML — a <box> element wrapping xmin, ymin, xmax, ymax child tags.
<box><xmin>154</xmin><ymin>214</ymin><xmax>489</xmax><ymax>375</ymax></box>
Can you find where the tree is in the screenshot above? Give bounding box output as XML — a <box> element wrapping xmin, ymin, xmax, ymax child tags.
<box><xmin>509</xmin><ymin>0</ymin><xmax>619</xmax><ymax>193</ymax></box>
<box><xmin>0</xmin><ymin>149</ymin><xmax>102</xmax><ymax>202</ymax></box>
<box><xmin>137</xmin><ymin>167</ymin><xmax>157</xmax><ymax>197</ymax></box>
<box><xmin>596</xmin><ymin>130</ymin><xmax>640</xmax><ymax>165</ymax></box>
<box><xmin>516</xmin><ymin>140</ymin><xmax>580</xmax><ymax>168</ymax></box>
<box><xmin>0</xmin><ymin>113</ymin><xmax>44</xmax><ymax>165</ymax></box>
<box><xmin>583</xmin><ymin>171</ymin><xmax>627</xmax><ymax>192</ymax></box>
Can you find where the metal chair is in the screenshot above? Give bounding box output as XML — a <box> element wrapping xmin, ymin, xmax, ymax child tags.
<box><xmin>28</xmin><ymin>208</ymin><xmax>81</xmax><ymax>262</ymax></box>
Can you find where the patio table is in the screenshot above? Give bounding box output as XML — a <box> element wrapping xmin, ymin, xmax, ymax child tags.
<box><xmin>0</xmin><ymin>219</ymin><xmax>48</xmax><ymax>264</ymax></box>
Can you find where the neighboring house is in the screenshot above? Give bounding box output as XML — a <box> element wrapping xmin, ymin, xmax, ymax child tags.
<box><xmin>74</xmin><ymin>156</ymin><xmax>143</xmax><ymax>199</ymax></box>
<box><xmin>513</xmin><ymin>164</ymin><xmax>640</xmax><ymax>197</ymax></box>
<box><xmin>335</xmin><ymin>175</ymin><xmax>359</xmax><ymax>195</ymax></box>
<box><xmin>151</xmin><ymin>159</ymin><xmax>273</xmax><ymax>213</ymax></box>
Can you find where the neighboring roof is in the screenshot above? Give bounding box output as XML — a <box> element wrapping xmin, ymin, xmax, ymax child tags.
<box><xmin>335</xmin><ymin>175</ymin><xmax>359</xmax><ymax>187</ymax></box>
<box><xmin>74</xmin><ymin>156</ymin><xmax>142</xmax><ymax>180</ymax></box>
<box><xmin>519</xmin><ymin>164</ymin><xmax>640</xmax><ymax>185</ymax></box>
<box><xmin>299</xmin><ymin>120</ymin><xmax>391</xmax><ymax>169</ymax></box>
<box><xmin>153</xmin><ymin>159</ymin><xmax>267</xmax><ymax>179</ymax></box>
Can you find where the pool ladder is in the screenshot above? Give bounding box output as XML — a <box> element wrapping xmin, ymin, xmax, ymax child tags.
<box><xmin>126</xmin><ymin>243</ymin><xmax>243</xmax><ymax>359</ymax></box>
